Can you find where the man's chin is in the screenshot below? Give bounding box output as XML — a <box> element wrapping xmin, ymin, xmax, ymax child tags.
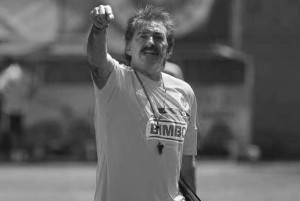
<box><xmin>143</xmin><ymin>57</ymin><xmax>162</xmax><ymax>65</ymax></box>
<box><xmin>142</xmin><ymin>54</ymin><xmax>163</xmax><ymax>61</ymax></box>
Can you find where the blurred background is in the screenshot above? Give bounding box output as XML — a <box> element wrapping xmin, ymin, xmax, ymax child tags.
<box><xmin>0</xmin><ymin>0</ymin><xmax>300</xmax><ymax>200</ymax></box>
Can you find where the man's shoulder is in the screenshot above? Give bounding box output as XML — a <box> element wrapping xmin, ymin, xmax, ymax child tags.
<box><xmin>163</xmin><ymin>72</ymin><xmax>193</xmax><ymax>92</ymax></box>
<box><xmin>112</xmin><ymin>60</ymin><xmax>134</xmax><ymax>74</ymax></box>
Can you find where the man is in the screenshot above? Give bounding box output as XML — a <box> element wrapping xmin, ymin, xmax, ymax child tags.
<box><xmin>0</xmin><ymin>63</ymin><xmax>33</xmax><ymax>161</ymax></box>
<box><xmin>87</xmin><ymin>4</ymin><xmax>198</xmax><ymax>201</ymax></box>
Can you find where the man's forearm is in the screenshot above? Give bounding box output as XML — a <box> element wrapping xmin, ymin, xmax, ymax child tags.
<box><xmin>87</xmin><ymin>26</ymin><xmax>108</xmax><ymax>66</ymax></box>
<box><xmin>180</xmin><ymin>155</ymin><xmax>197</xmax><ymax>192</ymax></box>
<box><xmin>87</xmin><ymin>26</ymin><xmax>113</xmax><ymax>89</ymax></box>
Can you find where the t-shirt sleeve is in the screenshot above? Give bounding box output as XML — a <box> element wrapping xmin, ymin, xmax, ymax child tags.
<box><xmin>92</xmin><ymin>59</ymin><xmax>128</xmax><ymax>104</ymax></box>
<box><xmin>183</xmin><ymin>94</ymin><xmax>198</xmax><ymax>156</ymax></box>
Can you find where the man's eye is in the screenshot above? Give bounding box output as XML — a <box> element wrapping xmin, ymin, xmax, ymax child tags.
<box><xmin>154</xmin><ymin>35</ymin><xmax>164</xmax><ymax>41</ymax></box>
<box><xmin>140</xmin><ymin>34</ymin><xmax>148</xmax><ymax>39</ymax></box>
<box><xmin>156</xmin><ymin>36</ymin><xmax>163</xmax><ymax>40</ymax></box>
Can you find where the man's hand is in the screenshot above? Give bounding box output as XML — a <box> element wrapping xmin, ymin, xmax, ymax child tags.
<box><xmin>87</xmin><ymin>5</ymin><xmax>115</xmax><ymax>89</ymax></box>
<box><xmin>90</xmin><ymin>5</ymin><xmax>114</xmax><ymax>31</ymax></box>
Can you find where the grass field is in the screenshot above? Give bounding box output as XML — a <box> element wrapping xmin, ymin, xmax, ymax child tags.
<box><xmin>0</xmin><ymin>160</ymin><xmax>300</xmax><ymax>201</ymax></box>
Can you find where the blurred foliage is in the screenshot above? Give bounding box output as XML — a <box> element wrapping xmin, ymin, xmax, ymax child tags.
<box><xmin>198</xmin><ymin>121</ymin><xmax>234</xmax><ymax>156</ymax></box>
<box><xmin>24</xmin><ymin>120</ymin><xmax>64</xmax><ymax>161</ymax></box>
<box><xmin>23</xmin><ymin>118</ymin><xmax>96</xmax><ymax>162</ymax></box>
<box><xmin>64</xmin><ymin>119</ymin><xmax>96</xmax><ymax>161</ymax></box>
<box><xmin>254</xmin><ymin>129</ymin><xmax>300</xmax><ymax>160</ymax></box>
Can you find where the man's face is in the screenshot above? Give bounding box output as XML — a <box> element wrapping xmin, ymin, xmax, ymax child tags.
<box><xmin>127</xmin><ymin>21</ymin><xmax>169</xmax><ymax>72</ymax></box>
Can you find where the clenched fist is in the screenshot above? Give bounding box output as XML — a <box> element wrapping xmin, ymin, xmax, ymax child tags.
<box><xmin>90</xmin><ymin>5</ymin><xmax>114</xmax><ymax>31</ymax></box>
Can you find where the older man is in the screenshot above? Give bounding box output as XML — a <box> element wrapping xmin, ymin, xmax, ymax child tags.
<box><xmin>87</xmin><ymin>4</ymin><xmax>198</xmax><ymax>201</ymax></box>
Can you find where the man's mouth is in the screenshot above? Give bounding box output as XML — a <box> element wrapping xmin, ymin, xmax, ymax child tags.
<box><xmin>142</xmin><ymin>47</ymin><xmax>159</xmax><ymax>56</ymax></box>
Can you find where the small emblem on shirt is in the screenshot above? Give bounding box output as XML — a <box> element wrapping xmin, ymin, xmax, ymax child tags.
<box><xmin>136</xmin><ymin>88</ymin><xmax>145</xmax><ymax>97</ymax></box>
<box><xmin>180</xmin><ymin>111</ymin><xmax>187</xmax><ymax>117</ymax></box>
<box><xmin>180</xmin><ymin>94</ymin><xmax>189</xmax><ymax>110</ymax></box>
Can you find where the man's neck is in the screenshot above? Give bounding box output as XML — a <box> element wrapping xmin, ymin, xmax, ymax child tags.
<box><xmin>132</xmin><ymin>63</ymin><xmax>164</xmax><ymax>81</ymax></box>
<box><xmin>137</xmin><ymin>69</ymin><xmax>162</xmax><ymax>81</ymax></box>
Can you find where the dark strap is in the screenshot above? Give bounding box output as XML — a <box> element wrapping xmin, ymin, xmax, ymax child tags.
<box><xmin>179</xmin><ymin>177</ymin><xmax>202</xmax><ymax>201</ymax></box>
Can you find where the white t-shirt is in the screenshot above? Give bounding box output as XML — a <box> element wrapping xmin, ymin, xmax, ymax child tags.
<box><xmin>93</xmin><ymin>59</ymin><xmax>197</xmax><ymax>201</ymax></box>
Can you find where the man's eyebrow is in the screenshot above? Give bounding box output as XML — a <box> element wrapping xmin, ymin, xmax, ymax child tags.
<box><xmin>153</xmin><ymin>32</ymin><xmax>164</xmax><ymax>36</ymax></box>
<box><xmin>137</xmin><ymin>31</ymin><xmax>147</xmax><ymax>35</ymax></box>
<box><xmin>137</xmin><ymin>30</ymin><xmax>151</xmax><ymax>35</ymax></box>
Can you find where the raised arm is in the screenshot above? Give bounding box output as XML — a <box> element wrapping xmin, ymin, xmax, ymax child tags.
<box><xmin>87</xmin><ymin>5</ymin><xmax>115</xmax><ymax>89</ymax></box>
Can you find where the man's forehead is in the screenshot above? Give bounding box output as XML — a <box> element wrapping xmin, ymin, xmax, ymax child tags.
<box><xmin>136</xmin><ymin>21</ymin><xmax>167</xmax><ymax>33</ymax></box>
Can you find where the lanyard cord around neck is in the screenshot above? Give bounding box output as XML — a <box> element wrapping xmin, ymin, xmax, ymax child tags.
<box><xmin>134</xmin><ymin>70</ymin><xmax>166</xmax><ymax>155</ymax></box>
<box><xmin>134</xmin><ymin>70</ymin><xmax>158</xmax><ymax>120</ymax></box>
<box><xmin>134</xmin><ymin>70</ymin><xmax>167</xmax><ymax>120</ymax></box>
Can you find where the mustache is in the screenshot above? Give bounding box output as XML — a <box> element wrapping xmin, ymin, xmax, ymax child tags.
<box><xmin>141</xmin><ymin>45</ymin><xmax>159</xmax><ymax>53</ymax></box>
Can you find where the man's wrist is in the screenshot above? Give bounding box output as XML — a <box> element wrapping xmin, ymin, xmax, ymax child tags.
<box><xmin>92</xmin><ymin>24</ymin><xmax>108</xmax><ymax>31</ymax></box>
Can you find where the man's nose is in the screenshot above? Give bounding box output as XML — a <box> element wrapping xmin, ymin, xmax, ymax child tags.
<box><xmin>145</xmin><ymin>36</ymin><xmax>154</xmax><ymax>45</ymax></box>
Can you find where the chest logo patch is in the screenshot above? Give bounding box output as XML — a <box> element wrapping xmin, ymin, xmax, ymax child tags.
<box><xmin>146</xmin><ymin>118</ymin><xmax>187</xmax><ymax>143</ymax></box>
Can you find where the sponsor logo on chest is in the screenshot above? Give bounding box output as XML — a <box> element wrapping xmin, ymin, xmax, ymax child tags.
<box><xmin>146</xmin><ymin>119</ymin><xmax>187</xmax><ymax>143</ymax></box>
